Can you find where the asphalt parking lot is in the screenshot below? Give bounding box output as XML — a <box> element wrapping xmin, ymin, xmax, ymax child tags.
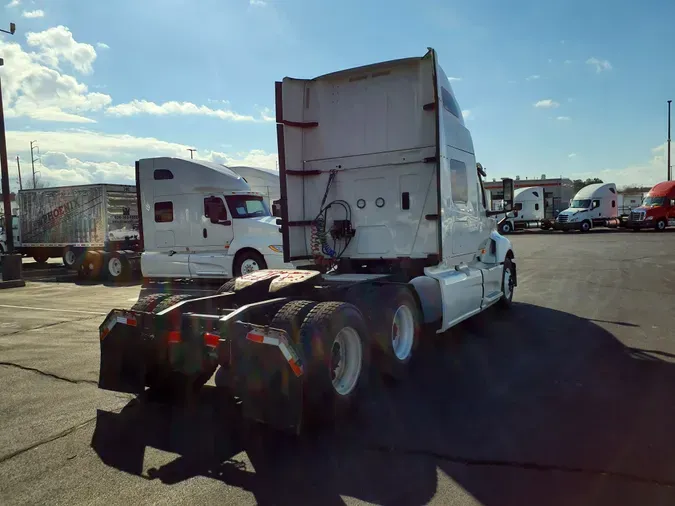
<box><xmin>1</xmin><ymin>229</ymin><xmax>674</xmax><ymax>506</ymax></box>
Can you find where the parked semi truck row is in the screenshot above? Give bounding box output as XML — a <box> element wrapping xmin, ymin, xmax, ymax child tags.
<box><xmin>98</xmin><ymin>48</ymin><xmax>518</xmax><ymax>434</ymax></box>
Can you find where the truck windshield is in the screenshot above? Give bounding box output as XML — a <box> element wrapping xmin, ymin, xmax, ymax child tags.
<box><xmin>642</xmin><ymin>196</ymin><xmax>665</xmax><ymax>206</ymax></box>
<box><xmin>570</xmin><ymin>199</ymin><xmax>591</xmax><ymax>209</ymax></box>
<box><xmin>225</xmin><ymin>195</ymin><xmax>271</xmax><ymax>218</ymax></box>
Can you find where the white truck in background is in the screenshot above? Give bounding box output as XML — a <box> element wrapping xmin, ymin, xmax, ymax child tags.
<box><xmin>11</xmin><ymin>184</ymin><xmax>141</xmax><ymax>278</ymax></box>
<box><xmin>229</xmin><ymin>165</ymin><xmax>280</xmax><ymax>208</ymax></box>
<box><xmin>138</xmin><ymin>157</ymin><xmax>292</xmax><ymax>281</ymax></box>
<box><xmin>497</xmin><ymin>186</ymin><xmax>555</xmax><ymax>233</ymax></box>
<box><xmin>98</xmin><ymin>48</ymin><xmax>517</xmax><ymax>434</ymax></box>
<box><xmin>554</xmin><ymin>182</ymin><xmax>620</xmax><ymax>232</ymax></box>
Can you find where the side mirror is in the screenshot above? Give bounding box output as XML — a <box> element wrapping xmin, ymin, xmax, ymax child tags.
<box><xmin>272</xmin><ymin>199</ymin><xmax>282</xmax><ymax>218</ymax></box>
<box><xmin>502</xmin><ymin>178</ymin><xmax>514</xmax><ymax>212</ymax></box>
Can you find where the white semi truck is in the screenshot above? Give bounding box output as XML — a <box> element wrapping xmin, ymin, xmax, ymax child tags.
<box><xmin>138</xmin><ymin>157</ymin><xmax>292</xmax><ymax>280</ymax></box>
<box><xmin>554</xmin><ymin>182</ymin><xmax>620</xmax><ymax>232</ymax></box>
<box><xmin>10</xmin><ymin>184</ymin><xmax>141</xmax><ymax>278</ymax></box>
<box><xmin>497</xmin><ymin>186</ymin><xmax>555</xmax><ymax>233</ymax></box>
<box><xmin>97</xmin><ymin>48</ymin><xmax>517</xmax><ymax>433</ymax></box>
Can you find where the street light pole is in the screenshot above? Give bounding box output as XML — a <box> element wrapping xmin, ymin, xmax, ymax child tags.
<box><xmin>187</xmin><ymin>148</ymin><xmax>196</xmax><ymax>159</ymax></box>
<box><xmin>0</xmin><ymin>58</ymin><xmax>12</xmax><ymax>253</ymax></box>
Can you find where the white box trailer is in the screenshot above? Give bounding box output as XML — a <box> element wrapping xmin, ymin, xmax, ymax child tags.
<box><xmin>15</xmin><ymin>184</ymin><xmax>141</xmax><ymax>278</ymax></box>
<box><xmin>554</xmin><ymin>182</ymin><xmax>620</xmax><ymax>232</ymax></box>
<box><xmin>97</xmin><ymin>48</ymin><xmax>518</xmax><ymax>434</ymax></box>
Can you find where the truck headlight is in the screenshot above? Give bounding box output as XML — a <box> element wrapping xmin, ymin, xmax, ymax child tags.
<box><xmin>646</xmin><ymin>216</ymin><xmax>653</xmax><ymax>221</ymax></box>
<box><xmin>268</xmin><ymin>245</ymin><xmax>283</xmax><ymax>253</ymax></box>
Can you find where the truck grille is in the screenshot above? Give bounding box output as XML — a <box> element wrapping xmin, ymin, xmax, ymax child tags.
<box><xmin>630</xmin><ymin>210</ymin><xmax>646</xmax><ymax>222</ymax></box>
<box><xmin>557</xmin><ymin>215</ymin><xmax>569</xmax><ymax>223</ymax></box>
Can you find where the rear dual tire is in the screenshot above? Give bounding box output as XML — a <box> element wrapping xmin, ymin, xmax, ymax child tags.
<box><xmin>271</xmin><ymin>300</ymin><xmax>371</xmax><ymax>427</ymax></box>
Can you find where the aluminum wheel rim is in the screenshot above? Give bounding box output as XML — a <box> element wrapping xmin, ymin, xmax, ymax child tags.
<box><xmin>330</xmin><ymin>326</ymin><xmax>362</xmax><ymax>396</ymax></box>
<box><xmin>64</xmin><ymin>250</ymin><xmax>76</xmax><ymax>266</ymax></box>
<box><xmin>582</xmin><ymin>222</ymin><xmax>590</xmax><ymax>231</ymax></box>
<box><xmin>658</xmin><ymin>220</ymin><xmax>665</xmax><ymax>230</ymax></box>
<box><xmin>108</xmin><ymin>257</ymin><xmax>122</xmax><ymax>277</ymax></box>
<box><xmin>502</xmin><ymin>223</ymin><xmax>511</xmax><ymax>233</ymax></box>
<box><xmin>392</xmin><ymin>304</ymin><xmax>415</xmax><ymax>361</ymax></box>
<box><xmin>241</xmin><ymin>258</ymin><xmax>260</xmax><ymax>274</ymax></box>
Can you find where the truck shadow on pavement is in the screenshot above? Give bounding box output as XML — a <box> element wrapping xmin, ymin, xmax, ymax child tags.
<box><xmin>91</xmin><ymin>303</ymin><xmax>675</xmax><ymax>506</ymax></box>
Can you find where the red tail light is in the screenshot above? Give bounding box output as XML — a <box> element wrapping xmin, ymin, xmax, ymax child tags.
<box><xmin>204</xmin><ymin>332</ymin><xmax>220</xmax><ymax>348</ymax></box>
<box><xmin>167</xmin><ymin>330</ymin><xmax>181</xmax><ymax>344</ymax></box>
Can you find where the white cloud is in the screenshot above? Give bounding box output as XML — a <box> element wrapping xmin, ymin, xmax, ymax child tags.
<box><xmin>27</xmin><ymin>25</ymin><xmax>97</xmax><ymax>74</ymax></box>
<box><xmin>534</xmin><ymin>99</ymin><xmax>559</xmax><ymax>108</ymax></box>
<box><xmin>250</xmin><ymin>0</ymin><xmax>267</xmax><ymax>5</ymax></box>
<box><xmin>6</xmin><ymin>129</ymin><xmax>279</xmax><ymax>187</ymax></box>
<box><xmin>461</xmin><ymin>109</ymin><xmax>472</xmax><ymax>120</ymax></box>
<box><xmin>6</xmin><ymin>0</ymin><xmax>20</xmax><ymax>7</ymax></box>
<box><xmin>448</xmin><ymin>77</ymin><xmax>461</xmax><ymax>82</ymax></box>
<box><xmin>586</xmin><ymin>57</ymin><xmax>612</xmax><ymax>73</ymax></box>
<box><xmin>525</xmin><ymin>75</ymin><xmax>540</xmax><ymax>81</ymax></box>
<box><xmin>96</xmin><ymin>42</ymin><xmax>110</xmax><ymax>50</ymax></box>
<box><xmin>573</xmin><ymin>143</ymin><xmax>669</xmax><ymax>187</ymax></box>
<box><xmin>106</xmin><ymin>99</ymin><xmax>271</xmax><ymax>122</ymax></box>
<box><xmin>568</xmin><ymin>153</ymin><xmax>577</xmax><ymax>158</ymax></box>
<box><xmin>0</xmin><ymin>34</ymin><xmax>111</xmax><ymax>123</ymax></box>
<box><xmin>556</xmin><ymin>116</ymin><xmax>571</xmax><ymax>121</ymax></box>
<box><xmin>22</xmin><ymin>9</ymin><xmax>43</xmax><ymax>18</ymax></box>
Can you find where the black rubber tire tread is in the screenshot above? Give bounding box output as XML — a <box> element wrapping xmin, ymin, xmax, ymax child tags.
<box><xmin>498</xmin><ymin>258</ymin><xmax>515</xmax><ymax>310</ymax></box>
<box><xmin>152</xmin><ymin>294</ymin><xmax>195</xmax><ymax>314</ymax></box>
<box><xmin>216</xmin><ymin>278</ymin><xmax>237</xmax><ymax>294</ymax></box>
<box><xmin>498</xmin><ymin>221</ymin><xmax>511</xmax><ymax>234</ymax></box>
<box><xmin>233</xmin><ymin>250</ymin><xmax>267</xmax><ymax>277</ymax></box>
<box><xmin>656</xmin><ymin>219</ymin><xmax>667</xmax><ymax>231</ymax></box>
<box><xmin>297</xmin><ymin>301</ymin><xmax>371</xmax><ymax>425</ymax></box>
<box><xmin>131</xmin><ymin>293</ymin><xmax>172</xmax><ymax>312</ymax></box>
<box><xmin>271</xmin><ymin>300</ymin><xmax>319</xmax><ymax>344</ymax></box>
<box><xmin>33</xmin><ymin>254</ymin><xmax>49</xmax><ymax>265</ymax></box>
<box><xmin>580</xmin><ymin>220</ymin><xmax>591</xmax><ymax>233</ymax></box>
<box><xmin>371</xmin><ymin>285</ymin><xmax>421</xmax><ymax>381</ymax></box>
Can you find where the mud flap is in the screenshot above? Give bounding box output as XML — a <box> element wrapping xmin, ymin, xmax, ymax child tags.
<box><xmin>228</xmin><ymin>322</ymin><xmax>304</xmax><ymax>433</ymax></box>
<box><xmin>98</xmin><ymin>310</ymin><xmax>147</xmax><ymax>394</ymax></box>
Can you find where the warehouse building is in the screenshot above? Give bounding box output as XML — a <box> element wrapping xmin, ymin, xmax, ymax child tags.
<box><xmin>484</xmin><ymin>176</ymin><xmax>575</xmax><ymax>218</ymax></box>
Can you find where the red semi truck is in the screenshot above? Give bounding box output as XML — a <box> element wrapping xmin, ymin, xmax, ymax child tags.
<box><xmin>627</xmin><ymin>181</ymin><xmax>675</xmax><ymax>231</ymax></box>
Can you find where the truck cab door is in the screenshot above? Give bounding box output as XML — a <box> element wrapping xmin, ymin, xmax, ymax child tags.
<box><xmin>669</xmin><ymin>198</ymin><xmax>675</xmax><ymax>226</ymax></box>
<box><xmin>141</xmin><ymin>197</ymin><xmax>192</xmax><ymax>279</ymax></box>
<box><xmin>188</xmin><ymin>196</ymin><xmax>235</xmax><ymax>278</ymax></box>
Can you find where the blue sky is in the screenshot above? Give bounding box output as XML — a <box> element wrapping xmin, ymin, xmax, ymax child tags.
<box><xmin>2</xmin><ymin>0</ymin><xmax>674</xmax><ymax>188</ymax></box>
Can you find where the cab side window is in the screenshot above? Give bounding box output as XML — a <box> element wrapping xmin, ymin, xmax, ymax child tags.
<box><xmin>535</xmin><ymin>203</ymin><xmax>540</xmax><ymax>210</ymax></box>
<box><xmin>592</xmin><ymin>199</ymin><xmax>600</xmax><ymax>209</ymax></box>
<box><xmin>154</xmin><ymin>201</ymin><xmax>173</xmax><ymax>223</ymax></box>
<box><xmin>204</xmin><ymin>197</ymin><xmax>228</xmax><ymax>223</ymax></box>
<box><xmin>449</xmin><ymin>159</ymin><xmax>468</xmax><ymax>204</ymax></box>
<box><xmin>514</xmin><ymin>203</ymin><xmax>523</xmax><ymax>211</ymax></box>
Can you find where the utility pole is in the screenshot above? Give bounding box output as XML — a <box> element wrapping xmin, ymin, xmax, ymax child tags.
<box><xmin>187</xmin><ymin>148</ymin><xmax>196</xmax><ymax>159</ymax></box>
<box><xmin>668</xmin><ymin>100</ymin><xmax>672</xmax><ymax>182</ymax></box>
<box><xmin>16</xmin><ymin>156</ymin><xmax>21</xmax><ymax>190</ymax></box>
<box><xmin>0</xmin><ymin>23</ymin><xmax>16</xmax><ymax>255</ymax></box>
<box><xmin>30</xmin><ymin>140</ymin><xmax>38</xmax><ymax>188</ymax></box>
